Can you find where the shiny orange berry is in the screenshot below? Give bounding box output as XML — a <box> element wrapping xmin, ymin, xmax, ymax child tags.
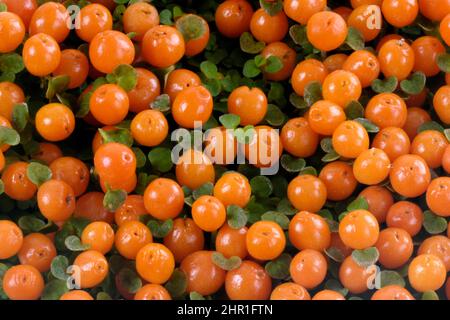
<box><xmin>408</xmin><ymin>254</ymin><xmax>446</xmax><ymax>292</ymax></box>
<box><xmin>389</xmin><ymin>154</ymin><xmax>431</xmax><ymax>198</ymax></box>
<box><xmin>73</xmin><ymin>250</ymin><xmax>109</xmax><ymax>289</ymax></box>
<box><xmin>227</xmin><ymin>86</ymin><xmax>267</xmax><ymax>126</ymax></box>
<box><xmin>76</xmin><ymin>3</ymin><xmax>113</xmax><ymax>43</ymax></box>
<box><xmin>37</xmin><ymin>179</ymin><xmax>76</xmax><ymax>222</ymax></box>
<box><xmin>172</xmin><ymin>85</ymin><xmax>213</xmax><ymax>129</ymax></box>
<box><xmin>215</xmin><ymin>0</ymin><xmax>253</xmax><ymax>38</ymax></box>
<box><xmin>89</xmin><ymin>30</ymin><xmax>135</xmax><ymax>74</ymax></box>
<box><xmin>18</xmin><ymin>233</ymin><xmax>56</xmax><ymax>273</ymax></box>
<box><xmin>2</xmin><ymin>265</ymin><xmax>44</xmax><ymax>300</ymax></box>
<box><xmin>339</xmin><ymin>209</ymin><xmax>380</xmax><ymax>249</ymax></box>
<box><xmin>192</xmin><ymin>195</ymin><xmax>226</xmax><ymax>232</ymax></box>
<box><xmin>0</xmin><ymin>220</ymin><xmax>23</xmax><ymax>259</ymax></box>
<box><xmin>332</xmin><ymin>120</ymin><xmax>370</xmax><ymax>158</ymax></box>
<box><xmin>35</xmin><ymin>103</ymin><xmax>75</xmax><ymax>142</ymax></box>
<box><xmin>123</xmin><ymin>2</ymin><xmax>159</xmax><ymax>42</ymax></box>
<box><xmin>281</xmin><ymin>117</ymin><xmax>319</xmax><ymax>158</ymax></box>
<box><xmin>307</xmin><ymin>11</ymin><xmax>348</xmax><ymax>51</ymax></box>
<box><xmin>250</xmin><ymin>8</ymin><xmax>288</xmax><ymax>44</ymax></box>
<box><xmin>322</xmin><ymin>70</ymin><xmax>362</xmax><ymax>108</ymax></box>
<box><xmin>23</xmin><ymin>33</ymin><xmax>61</xmax><ymax>77</ymax></box>
<box><xmin>288</xmin><ymin>174</ymin><xmax>327</xmax><ymax>213</ymax></box>
<box><xmin>144</xmin><ymin>178</ymin><xmax>184</xmax><ymax>220</ymax></box>
<box><xmin>0</xmin><ymin>12</ymin><xmax>25</xmax><ymax>53</ymax></box>
<box><xmin>246</xmin><ymin>221</ymin><xmax>286</xmax><ymax>261</ymax></box>
<box><xmin>142</xmin><ymin>25</ymin><xmax>185</xmax><ymax>68</ymax></box>
<box><xmin>81</xmin><ymin>222</ymin><xmax>115</xmax><ymax>255</ymax></box>
<box><xmin>115</xmin><ymin>220</ymin><xmax>152</xmax><ymax>260</ymax></box>
<box><xmin>213</xmin><ymin>172</ymin><xmax>251</xmax><ymax>208</ymax></box>
<box><xmin>131</xmin><ymin>109</ymin><xmax>168</xmax><ymax>147</ymax></box>
<box><xmin>289</xmin><ymin>211</ymin><xmax>331</xmax><ymax>251</ymax></box>
<box><xmin>426</xmin><ymin>177</ymin><xmax>450</xmax><ymax>217</ymax></box>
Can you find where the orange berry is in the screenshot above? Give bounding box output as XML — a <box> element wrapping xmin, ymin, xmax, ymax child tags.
<box><xmin>136</xmin><ymin>243</ymin><xmax>175</xmax><ymax>284</ymax></box>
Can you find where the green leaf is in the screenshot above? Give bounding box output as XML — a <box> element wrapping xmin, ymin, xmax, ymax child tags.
<box><xmin>371</xmin><ymin>76</ymin><xmax>398</xmax><ymax>93</ymax></box>
<box><xmin>211</xmin><ymin>252</ymin><xmax>242</xmax><ymax>271</ymax></box>
<box><xmin>239</xmin><ymin>32</ymin><xmax>265</xmax><ymax>54</ymax></box>
<box><xmin>151</xmin><ymin>94</ymin><xmax>171</xmax><ymax>113</ymax></box>
<box><xmin>106</xmin><ymin>64</ymin><xmax>138</xmax><ymax>92</ymax></box>
<box><xmin>46</xmin><ymin>75</ymin><xmax>70</xmax><ymax>100</ymax></box>
<box><xmin>0</xmin><ymin>126</ymin><xmax>20</xmax><ymax>146</ymax></box>
<box><xmin>351</xmin><ymin>247</ymin><xmax>379</xmax><ymax>268</ymax></box>
<box><xmin>175</xmin><ymin>14</ymin><xmax>205</xmax><ymax>41</ymax></box>
<box><xmin>0</xmin><ymin>71</ymin><xmax>14</xmax><ymax>82</ymax></box>
<box><xmin>147</xmin><ymin>219</ymin><xmax>173</xmax><ymax>238</ymax></box>
<box><xmin>354</xmin><ymin>118</ymin><xmax>379</xmax><ymax>133</ymax></box>
<box><xmin>345</xmin><ymin>100</ymin><xmax>365</xmax><ymax>119</ymax></box>
<box><xmin>265</xmin><ymin>253</ymin><xmax>291</xmax><ymax>280</ymax></box>
<box><xmin>118</xmin><ymin>268</ymin><xmax>142</xmax><ymax>294</ymax></box>
<box><xmin>0</xmin><ymin>53</ymin><xmax>24</xmax><ymax>74</ymax></box>
<box><xmin>164</xmin><ymin>269</ymin><xmax>187</xmax><ymax>298</ymax></box>
<box><xmin>203</xmin><ymin>78</ymin><xmax>222</xmax><ymax>97</ymax></box>
<box><xmin>99</xmin><ymin>128</ymin><xmax>133</xmax><ymax>147</ymax></box>
<box><xmin>234</xmin><ymin>125</ymin><xmax>255</xmax><ymax>144</ymax></box>
<box><xmin>219</xmin><ymin>113</ymin><xmax>240</xmax><ymax>129</ymax></box>
<box><xmin>51</xmin><ymin>256</ymin><xmax>69</xmax><ymax>281</ymax></box>
<box><xmin>64</xmin><ymin>235</ymin><xmax>90</xmax><ymax>252</ymax></box>
<box><xmin>159</xmin><ymin>9</ymin><xmax>173</xmax><ymax>25</ymax></box>
<box><xmin>280</xmin><ymin>154</ymin><xmax>306</xmax><ymax>173</ymax></box>
<box><xmin>422</xmin><ymin>291</ymin><xmax>439</xmax><ymax>300</ymax></box>
<box><xmin>250</xmin><ymin>176</ymin><xmax>273</xmax><ymax>198</ymax></box>
<box><xmin>289</xmin><ymin>24</ymin><xmax>313</xmax><ymax>52</ymax></box>
<box><xmin>254</xmin><ymin>55</ymin><xmax>266</xmax><ymax>68</ymax></box>
<box><xmin>324</xmin><ymin>247</ymin><xmax>345</xmax><ymax>263</ymax></box>
<box><xmin>18</xmin><ymin>215</ymin><xmax>51</xmax><ymax>233</ymax></box>
<box><xmin>320</xmin><ymin>137</ymin><xmax>334</xmax><ymax>153</ymax></box>
<box><xmin>227</xmin><ymin>205</ymin><xmax>248</xmax><ymax>229</ymax></box>
<box><xmin>243</xmin><ymin>59</ymin><xmax>261</xmax><ymax>78</ymax></box>
<box><xmin>205</xmin><ymin>49</ymin><xmax>228</xmax><ymax>65</ymax></box>
<box><xmin>96</xmin><ymin>292</ymin><xmax>113</xmax><ymax>300</ymax></box>
<box><xmin>400</xmin><ymin>71</ymin><xmax>426</xmax><ymax>95</ymax></box>
<box><xmin>103</xmin><ymin>189</ymin><xmax>127</xmax><ymax>211</ymax></box>
<box><xmin>261</xmin><ymin>211</ymin><xmax>290</xmax><ymax>230</ymax></box>
<box><xmin>133</xmin><ymin>147</ymin><xmax>146</xmax><ymax>168</ymax></box>
<box><xmin>264</xmin><ymin>56</ymin><xmax>283</xmax><ymax>73</ymax></box>
<box><xmin>172</xmin><ymin>5</ymin><xmax>184</xmax><ymax>19</ymax></box>
<box><xmin>276</xmin><ymin>197</ymin><xmax>297</xmax><ymax>216</ymax></box>
<box><xmin>148</xmin><ymin>147</ymin><xmax>173</xmax><ymax>172</ymax></box>
<box><xmin>200</xmin><ymin>61</ymin><xmax>218</xmax><ymax>79</ymax></box>
<box><xmin>41</xmin><ymin>279</ymin><xmax>69</xmax><ymax>300</ymax></box>
<box><xmin>345</xmin><ymin>27</ymin><xmax>365</xmax><ymax>51</ymax></box>
<box><xmin>192</xmin><ymin>182</ymin><xmax>214</xmax><ymax>200</ymax></box>
<box><xmin>324</xmin><ymin>279</ymin><xmax>348</xmax><ymax>297</ymax></box>
<box><xmin>259</xmin><ymin>0</ymin><xmax>282</xmax><ymax>16</ymax></box>
<box><xmin>380</xmin><ymin>270</ymin><xmax>405</xmax><ymax>288</ymax></box>
<box><xmin>418</xmin><ymin>121</ymin><xmax>444</xmax><ymax>133</ymax></box>
<box><xmin>423</xmin><ymin>210</ymin><xmax>447</xmax><ymax>234</ymax></box>
<box><xmin>0</xmin><ymin>180</ymin><xmax>3</xmax><ymax>195</ymax></box>
<box><xmin>264</xmin><ymin>104</ymin><xmax>285</xmax><ymax>127</ymax></box>
<box><xmin>26</xmin><ymin>162</ymin><xmax>52</xmax><ymax>186</ymax></box>
<box><xmin>299</xmin><ymin>166</ymin><xmax>318</xmax><ymax>176</ymax></box>
<box><xmin>437</xmin><ymin>53</ymin><xmax>450</xmax><ymax>73</ymax></box>
<box><xmin>190</xmin><ymin>292</ymin><xmax>206</xmax><ymax>300</ymax></box>
<box><xmin>444</xmin><ymin>128</ymin><xmax>450</xmax><ymax>142</ymax></box>
<box><xmin>0</xmin><ymin>3</ymin><xmax>7</xmax><ymax>12</ymax></box>
<box><xmin>289</xmin><ymin>92</ymin><xmax>308</xmax><ymax>109</ymax></box>
<box><xmin>304</xmin><ymin>81</ymin><xmax>322</xmax><ymax>106</ymax></box>
<box><xmin>12</xmin><ymin>103</ymin><xmax>29</xmax><ymax>132</ymax></box>
<box><xmin>322</xmin><ymin>150</ymin><xmax>340</xmax><ymax>162</ymax></box>
<box><xmin>347</xmin><ymin>197</ymin><xmax>369</xmax><ymax>211</ymax></box>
